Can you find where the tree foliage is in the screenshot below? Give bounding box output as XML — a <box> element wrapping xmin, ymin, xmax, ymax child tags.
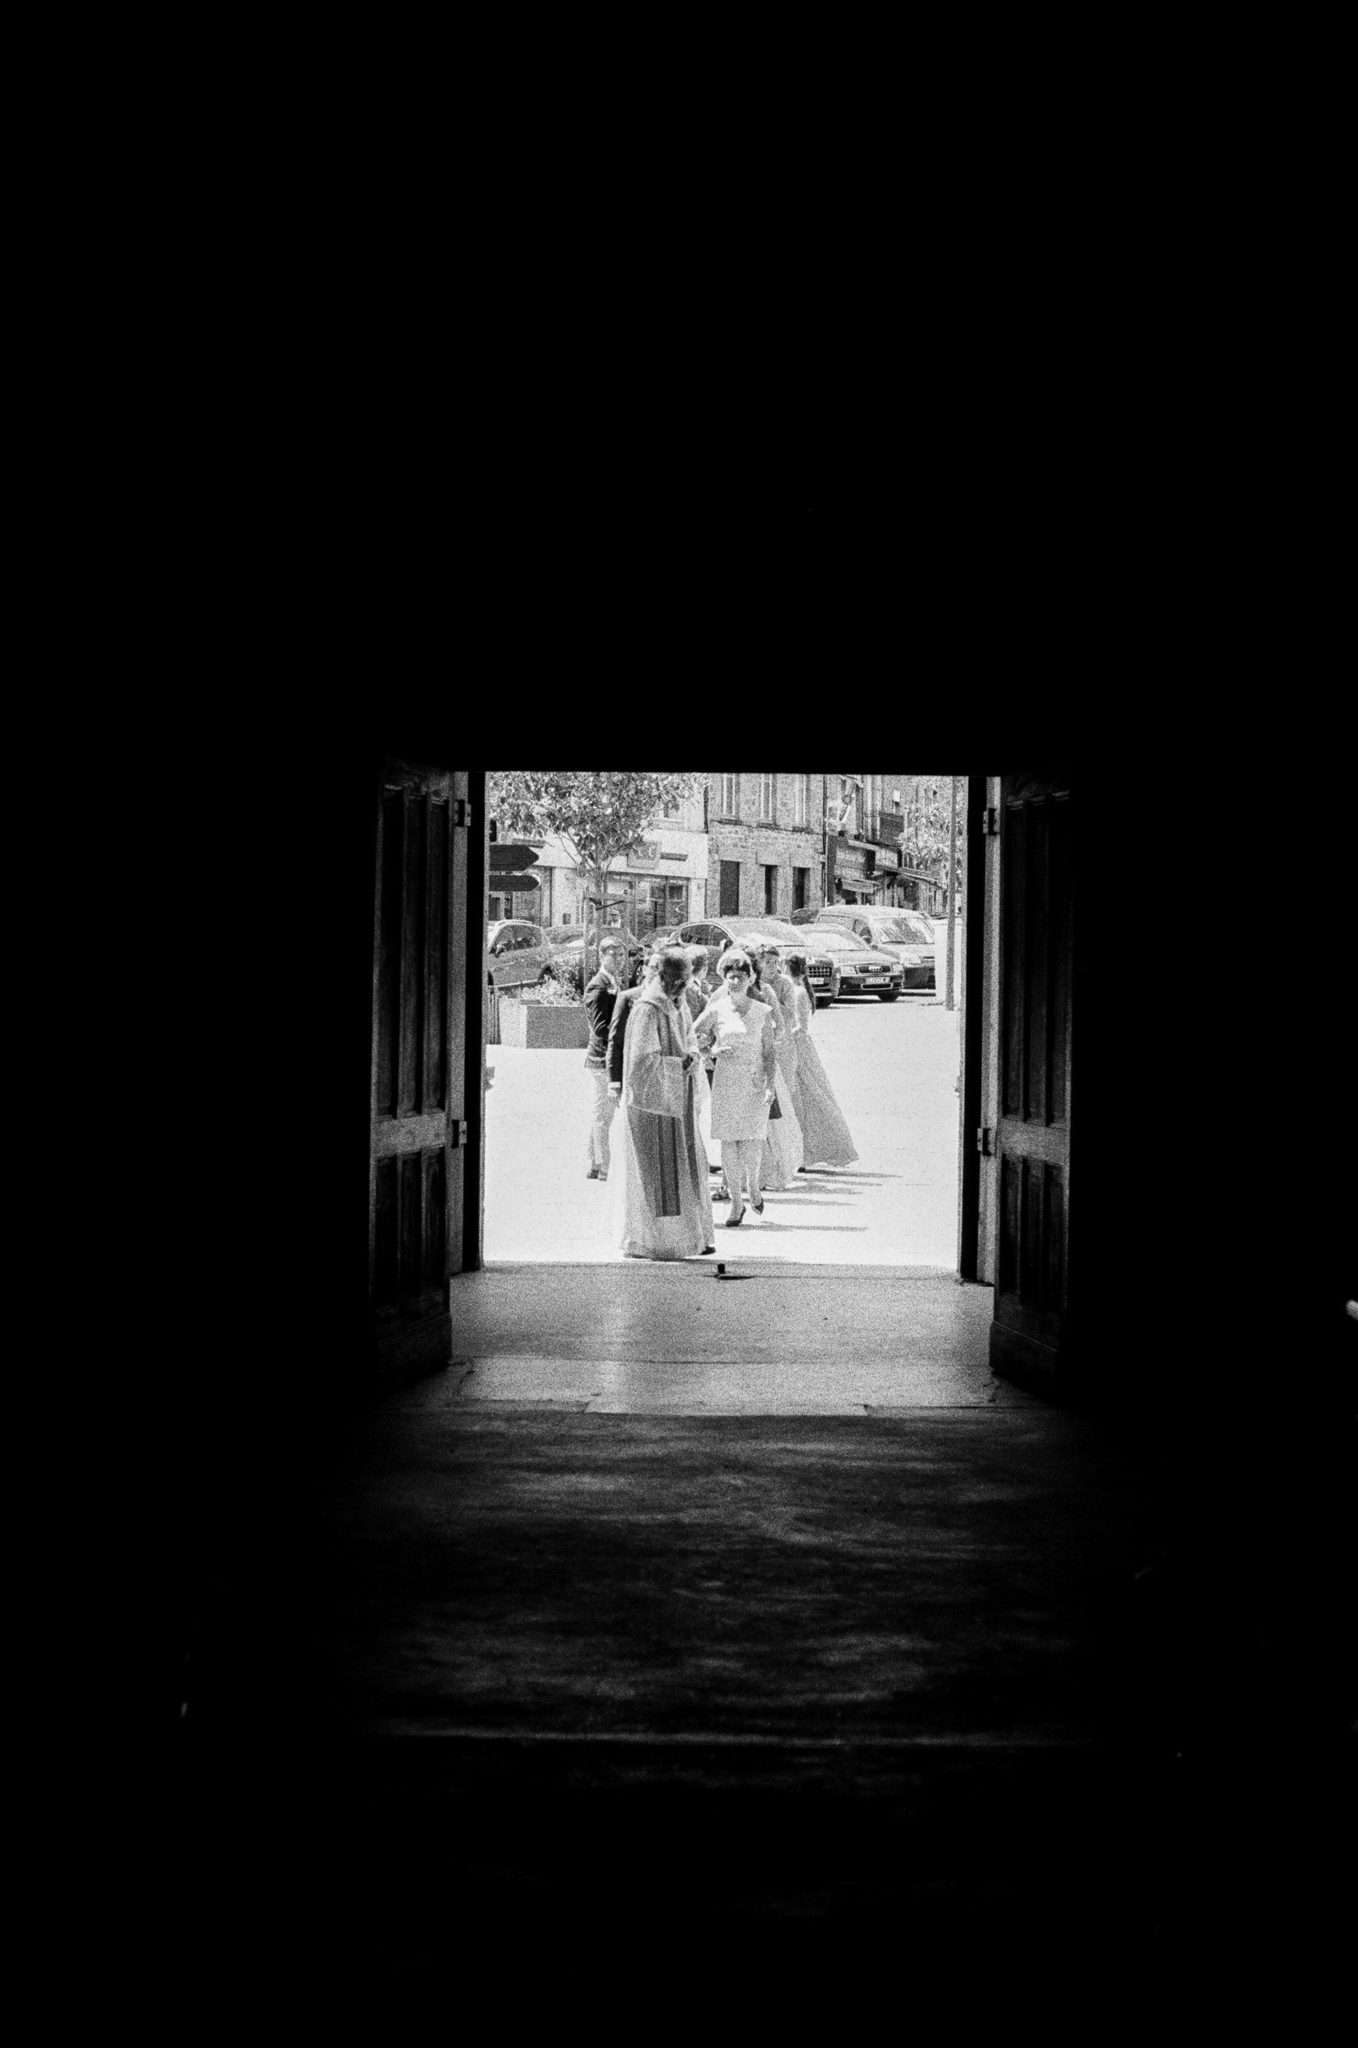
<box><xmin>488</xmin><ymin>769</ymin><xmax>705</xmax><ymax>872</ymax></box>
<box><xmin>488</xmin><ymin>770</ymin><xmax>706</xmax><ymax>970</ymax></box>
<box><xmin>902</xmin><ymin>774</ymin><xmax>963</xmax><ymax>897</ymax></box>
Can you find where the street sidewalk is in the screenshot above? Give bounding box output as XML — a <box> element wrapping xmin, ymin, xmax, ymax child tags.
<box><xmin>485</xmin><ymin>998</ymin><xmax>961</xmax><ymax>1267</ymax></box>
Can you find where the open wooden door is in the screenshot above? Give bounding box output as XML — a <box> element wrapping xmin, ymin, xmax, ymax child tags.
<box><xmin>988</xmin><ymin>771</ymin><xmax>1073</xmax><ymax>1398</ymax></box>
<box><xmin>369</xmin><ymin>759</ymin><xmax>472</xmax><ymax>1377</ymax></box>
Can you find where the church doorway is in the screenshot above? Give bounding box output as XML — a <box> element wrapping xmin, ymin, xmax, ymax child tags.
<box><xmin>368</xmin><ymin>767</ymin><xmax>1069</xmax><ymax>1409</ymax></box>
<box><xmin>369</xmin><ymin>769</ymin><xmax>1054</xmax><ymax>1413</ymax></box>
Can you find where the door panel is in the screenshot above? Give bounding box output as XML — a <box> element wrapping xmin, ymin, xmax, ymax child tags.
<box><xmin>370</xmin><ymin>761</ymin><xmax>468</xmax><ymax>1375</ymax></box>
<box><xmin>990</xmin><ymin>773</ymin><xmax>1072</xmax><ymax>1396</ymax></box>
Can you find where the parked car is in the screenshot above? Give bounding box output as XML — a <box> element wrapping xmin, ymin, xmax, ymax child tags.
<box><xmin>813</xmin><ymin>906</ymin><xmax>935</xmax><ymax>991</ymax></box>
<box><xmin>548</xmin><ymin>923</ymin><xmax>649</xmax><ymax>989</ymax></box>
<box><xmin>671</xmin><ymin>915</ymin><xmax>842</xmax><ymax>1008</ymax></box>
<box><xmin>807</xmin><ymin>927</ymin><xmax>906</xmax><ymax>1000</ymax></box>
<box><xmin>486</xmin><ymin>919</ymin><xmax>562</xmax><ymax>991</ymax></box>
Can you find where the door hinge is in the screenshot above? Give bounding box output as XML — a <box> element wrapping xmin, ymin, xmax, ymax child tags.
<box><xmin>980</xmin><ymin>807</ymin><xmax>999</xmax><ymax>836</ymax></box>
<box><xmin>450</xmin><ymin>1120</ymin><xmax>468</xmax><ymax>1147</ymax></box>
<box><xmin>453</xmin><ymin>800</ymin><xmax>472</xmax><ymax>828</ymax></box>
<box><xmin>976</xmin><ymin>1126</ymin><xmax>994</xmax><ymax>1155</ymax></box>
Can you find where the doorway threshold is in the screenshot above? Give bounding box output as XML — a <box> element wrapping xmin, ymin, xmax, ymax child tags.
<box><xmin>441</xmin><ymin>1265</ymin><xmax>1018</xmax><ymax>1412</ymax></box>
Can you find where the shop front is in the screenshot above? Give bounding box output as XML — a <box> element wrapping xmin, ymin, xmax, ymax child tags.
<box><xmin>540</xmin><ymin>827</ymin><xmax>708</xmax><ymax>935</ymax></box>
<box><xmin>618</xmin><ymin>835</ymin><xmax>705</xmax><ymax>934</ymax></box>
<box><xmin>833</xmin><ymin>840</ymin><xmax>876</xmax><ymax>903</ymax></box>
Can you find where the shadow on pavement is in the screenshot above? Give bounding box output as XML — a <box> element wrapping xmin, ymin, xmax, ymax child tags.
<box><xmin>734</xmin><ymin>1221</ymin><xmax>870</xmax><ymax>1234</ymax></box>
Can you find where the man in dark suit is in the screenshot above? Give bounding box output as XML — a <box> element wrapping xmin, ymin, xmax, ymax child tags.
<box><xmin>583</xmin><ymin>936</ymin><xmax>627</xmax><ymax>1179</ymax></box>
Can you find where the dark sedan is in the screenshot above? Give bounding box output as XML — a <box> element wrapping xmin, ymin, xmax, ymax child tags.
<box><xmin>808</xmin><ymin>927</ymin><xmax>906</xmax><ymax>1000</ymax></box>
<box><xmin>813</xmin><ymin>906</ymin><xmax>935</xmax><ymax>990</ymax></box>
<box><xmin>671</xmin><ymin>916</ymin><xmax>842</xmax><ymax>1008</ymax></box>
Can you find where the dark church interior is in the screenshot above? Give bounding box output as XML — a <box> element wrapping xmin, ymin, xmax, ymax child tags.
<box><xmin>159</xmin><ymin>732</ymin><xmax>1353</xmax><ymax>2017</ymax></box>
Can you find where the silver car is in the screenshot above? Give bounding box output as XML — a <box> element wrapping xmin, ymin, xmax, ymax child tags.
<box><xmin>486</xmin><ymin>919</ymin><xmax>560</xmax><ymax>991</ymax></box>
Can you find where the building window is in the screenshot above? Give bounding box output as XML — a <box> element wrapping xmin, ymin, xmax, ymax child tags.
<box><xmin>663</xmin><ymin>794</ymin><xmax>680</xmax><ymax>818</ymax></box>
<box><xmin>645</xmin><ymin>877</ymin><xmax>689</xmax><ymax>929</ymax></box>
<box><xmin>720</xmin><ymin>772</ymin><xmax>739</xmax><ymax>817</ymax></box>
<box><xmin>760</xmin><ymin>772</ymin><xmax>776</xmax><ymax>821</ymax></box>
<box><xmin>720</xmin><ymin>860</ymin><xmax>741</xmax><ymax>915</ymax></box>
<box><xmin>793</xmin><ymin>774</ymin><xmax>809</xmax><ymax>829</ymax></box>
<box><xmin>764</xmin><ymin>864</ymin><xmax>777</xmax><ymax>914</ymax></box>
<box><xmin>793</xmin><ymin>866</ymin><xmax>809</xmax><ymax>911</ymax></box>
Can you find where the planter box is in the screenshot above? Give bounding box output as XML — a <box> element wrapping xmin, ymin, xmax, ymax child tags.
<box><xmin>497</xmin><ymin>999</ymin><xmax>590</xmax><ymax>1049</ymax></box>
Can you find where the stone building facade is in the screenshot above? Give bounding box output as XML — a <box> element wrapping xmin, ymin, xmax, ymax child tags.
<box><xmin>704</xmin><ymin>772</ymin><xmax>827</xmax><ymax>921</ymax></box>
<box><xmin>488</xmin><ymin>773</ymin><xmax>946</xmax><ymax>932</ymax></box>
<box><xmin>824</xmin><ymin>771</ymin><xmax>947</xmax><ymax>915</ymax></box>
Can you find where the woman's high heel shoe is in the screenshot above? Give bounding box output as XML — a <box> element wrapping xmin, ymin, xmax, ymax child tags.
<box><xmin>752</xmin><ymin>1192</ymin><xmax>764</xmax><ymax>1214</ymax></box>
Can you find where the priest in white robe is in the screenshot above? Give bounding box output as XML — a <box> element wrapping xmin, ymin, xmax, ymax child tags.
<box><xmin>607</xmin><ymin>947</ymin><xmax>715</xmax><ymax>1261</ymax></box>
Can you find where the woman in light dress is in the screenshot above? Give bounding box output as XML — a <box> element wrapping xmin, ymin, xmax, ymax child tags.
<box><xmin>607</xmin><ymin>947</ymin><xmax>716</xmax><ymax>1260</ymax></box>
<box><xmin>746</xmin><ymin>941</ymin><xmax>804</xmax><ymax>1192</ymax></box>
<box><xmin>693</xmin><ymin>949</ymin><xmax>777</xmax><ymax>1227</ymax></box>
<box><xmin>783</xmin><ymin>951</ymin><xmax>858</xmax><ymax>1168</ymax></box>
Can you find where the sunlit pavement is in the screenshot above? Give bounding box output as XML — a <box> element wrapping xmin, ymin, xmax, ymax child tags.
<box><xmin>485</xmin><ymin>995</ymin><xmax>961</xmax><ymax>1268</ymax></box>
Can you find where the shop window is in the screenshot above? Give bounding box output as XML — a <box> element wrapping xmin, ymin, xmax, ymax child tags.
<box><xmin>645</xmin><ymin>877</ymin><xmax>690</xmax><ymax>930</ymax></box>
<box><xmin>764</xmin><ymin>864</ymin><xmax>777</xmax><ymax>914</ymax></box>
<box><xmin>793</xmin><ymin>866</ymin><xmax>809</xmax><ymax>910</ymax></box>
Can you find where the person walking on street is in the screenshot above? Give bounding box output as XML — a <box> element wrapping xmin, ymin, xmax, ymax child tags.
<box><xmin>748</xmin><ymin>941</ymin><xmax>804</xmax><ymax>1191</ymax></box>
<box><xmin>756</xmin><ymin>943</ymin><xmax>807</xmax><ymax>1137</ymax></box>
<box><xmin>694</xmin><ymin>949</ymin><xmax>777</xmax><ymax>1226</ymax></box>
<box><xmin>784</xmin><ymin>950</ymin><xmax>858</xmax><ymax>1168</ymax></box>
<box><xmin>682</xmin><ymin>946</ymin><xmax>718</xmax><ymax>1169</ymax></box>
<box><xmin>583</xmin><ymin>935</ymin><xmax>626</xmax><ymax>1180</ymax></box>
<box><xmin>607</xmin><ymin>947</ymin><xmax>716</xmax><ymax>1260</ymax></box>
<box><xmin>682</xmin><ymin>947</ymin><xmax>710</xmax><ymax>1019</ymax></box>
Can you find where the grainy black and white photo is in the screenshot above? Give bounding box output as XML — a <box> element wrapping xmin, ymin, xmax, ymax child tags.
<box><xmin>171</xmin><ymin>734</ymin><xmax>1354</xmax><ymax>2017</ymax></box>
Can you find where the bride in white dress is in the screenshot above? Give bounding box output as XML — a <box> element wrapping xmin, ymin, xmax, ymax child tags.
<box><xmin>783</xmin><ymin>951</ymin><xmax>858</xmax><ymax>1167</ymax></box>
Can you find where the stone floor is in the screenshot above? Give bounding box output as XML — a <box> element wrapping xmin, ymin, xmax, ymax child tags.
<box><xmin>174</xmin><ymin>1265</ymin><xmax>1354</xmax><ymax>1998</ymax></box>
<box><xmin>444</xmin><ymin>1265</ymin><xmax>1028</xmax><ymax>1412</ymax></box>
<box><xmin>312</xmin><ymin>1401</ymin><xmax>1159</xmax><ymax>1745</ymax></box>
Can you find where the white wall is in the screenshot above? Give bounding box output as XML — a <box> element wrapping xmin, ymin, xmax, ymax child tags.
<box><xmin>932</xmin><ymin>915</ymin><xmax>963</xmax><ymax>1007</ymax></box>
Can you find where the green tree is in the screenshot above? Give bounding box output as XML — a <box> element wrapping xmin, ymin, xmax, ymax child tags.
<box><xmin>488</xmin><ymin>770</ymin><xmax>706</xmax><ymax>979</ymax></box>
<box><xmin>902</xmin><ymin>774</ymin><xmax>963</xmax><ymax>905</ymax></box>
